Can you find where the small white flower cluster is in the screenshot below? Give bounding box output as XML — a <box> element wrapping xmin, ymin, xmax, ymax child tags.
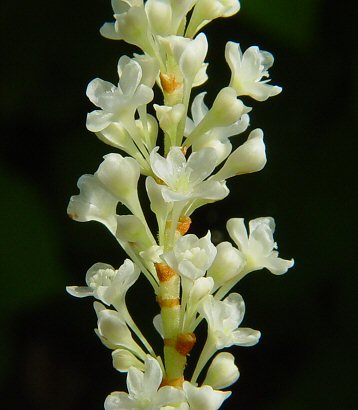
<box><xmin>67</xmin><ymin>1</ymin><xmax>293</xmax><ymax>408</ymax></box>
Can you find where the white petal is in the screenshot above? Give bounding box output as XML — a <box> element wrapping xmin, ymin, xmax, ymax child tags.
<box><xmin>203</xmin><ymin>352</ymin><xmax>239</xmax><ymax>389</ymax></box>
<box><xmin>104</xmin><ymin>392</ymin><xmax>134</xmax><ymax>410</ymax></box>
<box><xmin>66</xmin><ymin>286</ymin><xmax>93</xmax><ymax>298</ymax></box>
<box><xmin>142</xmin><ymin>356</ymin><xmax>163</xmax><ymax>395</ymax></box>
<box><xmin>187</xmin><ymin>148</ymin><xmax>217</xmax><ymax>185</ymax></box>
<box><xmin>226</xmin><ymin>218</ymin><xmax>249</xmax><ymax>252</ymax></box>
<box><xmin>112</xmin><ymin>349</ymin><xmax>145</xmax><ymax>372</ymax></box>
<box><xmin>232</xmin><ymin>327</ymin><xmax>261</xmax><ymax>346</ymax></box>
<box><xmin>183</xmin><ymin>382</ymin><xmax>231</xmax><ymax>410</ymax></box>
<box><xmin>153</xmin><ymin>314</ymin><xmax>164</xmax><ymax>338</ymax></box>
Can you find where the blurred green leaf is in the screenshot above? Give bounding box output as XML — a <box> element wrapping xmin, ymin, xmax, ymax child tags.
<box><xmin>0</xmin><ymin>166</ymin><xmax>65</xmax><ymax>315</ymax></box>
<box><xmin>241</xmin><ymin>0</ymin><xmax>322</xmax><ymax>48</ymax></box>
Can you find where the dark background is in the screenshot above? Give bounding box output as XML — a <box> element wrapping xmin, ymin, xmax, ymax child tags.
<box><xmin>1</xmin><ymin>0</ymin><xmax>356</xmax><ymax>408</ymax></box>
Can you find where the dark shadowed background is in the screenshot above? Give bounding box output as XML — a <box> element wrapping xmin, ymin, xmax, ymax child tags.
<box><xmin>1</xmin><ymin>0</ymin><xmax>357</xmax><ymax>408</ymax></box>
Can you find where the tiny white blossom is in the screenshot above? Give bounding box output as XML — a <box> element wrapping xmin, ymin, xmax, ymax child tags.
<box><xmin>158</xmin><ymin>33</ymin><xmax>209</xmax><ymax>86</ymax></box>
<box><xmin>187</xmin><ymin>0</ymin><xmax>241</xmax><ymax>36</ymax></box>
<box><xmin>139</xmin><ymin>245</ymin><xmax>164</xmax><ymax>264</ymax></box>
<box><xmin>154</xmin><ymin>103</ymin><xmax>186</xmax><ymax>146</ymax></box>
<box><xmin>67</xmin><ymin>174</ymin><xmax>118</xmax><ymax>234</ymax></box>
<box><xmin>145</xmin><ymin>0</ymin><xmax>173</xmax><ymax>36</ymax></box>
<box><xmin>105</xmin><ymin>356</ymin><xmax>186</xmax><ymax>410</ymax></box>
<box><xmin>162</xmin><ymin>232</ymin><xmax>217</xmax><ymax>280</ymax></box>
<box><xmin>150</xmin><ymin>146</ymin><xmax>228</xmax><ymax>203</ymax></box>
<box><xmin>203</xmin><ymin>352</ymin><xmax>239</xmax><ymax>389</ymax></box>
<box><xmin>183</xmin><ymin>381</ymin><xmax>231</xmax><ymax>410</ymax></box>
<box><xmin>207</xmin><ymin>241</ymin><xmax>245</xmax><ymax>289</ymax></box>
<box><xmin>96</xmin><ymin>305</ymin><xmax>146</xmax><ymax>358</ymax></box>
<box><xmin>100</xmin><ymin>2</ymin><xmax>155</xmax><ymax>55</ymax></box>
<box><xmin>185</xmin><ymin>87</ymin><xmax>250</xmax><ymax>147</ymax></box>
<box><xmin>86</xmin><ymin>58</ymin><xmax>153</xmax><ymax>132</ymax></box>
<box><xmin>95</xmin><ymin>153</ymin><xmax>142</xmax><ymax>215</ymax></box>
<box><xmin>227</xmin><ymin>217</ymin><xmax>294</xmax><ymax>274</ymax></box>
<box><xmin>186</xmin><ymin>91</ymin><xmax>250</xmax><ymax>165</ymax></box>
<box><xmin>116</xmin><ymin>214</ymin><xmax>154</xmax><ymax>250</ymax></box>
<box><xmin>66</xmin><ymin>259</ymin><xmax>140</xmax><ymax>307</ymax></box>
<box><xmin>119</xmin><ymin>54</ymin><xmax>159</xmax><ymax>88</ymax></box>
<box><xmin>200</xmin><ymin>293</ymin><xmax>260</xmax><ymax>349</ymax></box>
<box><xmin>112</xmin><ymin>348</ymin><xmax>145</xmax><ymax>373</ymax></box>
<box><xmin>225</xmin><ymin>41</ymin><xmax>282</xmax><ymax>101</ymax></box>
<box><xmin>212</xmin><ymin>128</ymin><xmax>266</xmax><ymax>181</ymax></box>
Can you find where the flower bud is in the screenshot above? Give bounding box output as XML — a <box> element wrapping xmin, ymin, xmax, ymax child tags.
<box><xmin>189</xmin><ymin>277</ymin><xmax>214</xmax><ymax>304</ymax></box>
<box><xmin>95</xmin><ymin>153</ymin><xmax>140</xmax><ymax>209</ymax></box>
<box><xmin>112</xmin><ymin>349</ymin><xmax>145</xmax><ymax>372</ymax></box>
<box><xmin>179</xmin><ymin>33</ymin><xmax>208</xmax><ymax>83</ymax></box>
<box><xmin>145</xmin><ymin>0</ymin><xmax>173</xmax><ymax>35</ymax></box>
<box><xmin>207</xmin><ymin>241</ymin><xmax>245</xmax><ymax>288</ymax></box>
<box><xmin>213</xmin><ymin>128</ymin><xmax>266</xmax><ymax>180</ymax></box>
<box><xmin>67</xmin><ymin>174</ymin><xmax>118</xmax><ymax>234</ymax></box>
<box><xmin>203</xmin><ymin>352</ymin><xmax>240</xmax><ymax>389</ymax></box>
<box><xmin>116</xmin><ymin>214</ymin><xmax>153</xmax><ymax>249</ymax></box>
<box><xmin>154</xmin><ymin>103</ymin><xmax>185</xmax><ymax>139</ymax></box>
<box><xmin>186</xmin><ymin>87</ymin><xmax>250</xmax><ymax>144</ymax></box>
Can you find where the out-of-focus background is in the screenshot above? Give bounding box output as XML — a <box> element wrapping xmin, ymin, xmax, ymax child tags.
<box><xmin>1</xmin><ymin>0</ymin><xmax>356</xmax><ymax>408</ymax></box>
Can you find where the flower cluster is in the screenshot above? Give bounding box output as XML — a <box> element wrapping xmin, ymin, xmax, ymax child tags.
<box><xmin>67</xmin><ymin>0</ymin><xmax>293</xmax><ymax>408</ymax></box>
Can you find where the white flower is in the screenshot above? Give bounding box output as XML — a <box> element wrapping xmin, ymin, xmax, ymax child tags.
<box><xmin>95</xmin><ymin>153</ymin><xmax>142</xmax><ymax>215</ymax></box>
<box><xmin>86</xmin><ymin>58</ymin><xmax>153</xmax><ymax>132</ymax></box>
<box><xmin>105</xmin><ymin>355</ymin><xmax>186</xmax><ymax>410</ymax></box>
<box><xmin>112</xmin><ymin>349</ymin><xmax>145</xmax><ymax>373</ymax></box>
<box><xmin>154</xmin><ymin>103</ymin><xmax>185</xmax><ymax>146</ymax></box>
<box><xmin>227</xmin><ymin>217</ymin><xmax>294</xmax><ymax>274</ymax></box>
<box><xmin>66</xmin><ymin>259</ymin><xmax>140</xmax><ymax>307</ymax></box>
<box><xmin>212</xmin><ymin>128</ymin><xmax>266</xmax><ymax>181</ymax></box>
<box><xmin>186</xmin><ymin>91</ymin><xmax>250</xmax><ymax>165</ymax></box>
<box><xmin>67</xmin><ymin>174</ymin><xmax>118</xmax><ymax>234</ymax></box>
<box><xmin>207</xmin><ymin>241</ymin><xmax>245</xmax><ymax>289</ymax></box>
<box><xmin>225</xmin><ymin>41</ymin><xmax>282</xmax><ymax>101</ymax></box>
<box><xmin>200</xmin><ymin>293</ymin><xmax>260</xmax><ymax>349</ymax></box>
<box><xmin>183</xmin><ymin>381</ymin><xmax>231</xmax><ymax>410</ymax></box>
<box><xmin>68</xmin><ymin>153</ymin><xmax>144</xmax><ymax>233</ymax></box>
<box><xmin>100</xmin><ymin>2</ymin><xmax>155</xmax><ymax>55</ymax></box>
<box><xmin>96</xmin><ymin>305</ymin><xmax>146</xmax><ymax>358</ymax></box>
<box><xmin>186</xmin><ymin>0</ymin><xmax>241</xmax><ymax>36</ymax></box>
<box><xmin>184</xmin><ymin>277</ymin><xmax>214</xmax><ymax>331</ymax></box>
<box><xmin>139</xmin><ymin>245</ymin><xmax>164</xmax><ymax>263</ymax></box>
<box><xmin>185</xmin><ymin>87</ymin><xmax>250</xmax><ymax>147</ymax></box>
<box><xmin>203</xmin><ymin>352</ymin><xmax>239</xmax><ymax>389</ymax></box>
<box><xmin>162</xmin><ymin>232</ymin><xmax>217</xmax><ymax>280</ymax></box>
<box><xmin>116</xmin><ymin>214</ymin><xmax>154</xmax><ymax>250</ymax></box>
<box><xmin>145</xmin><ymin>0</ymin><xmax>173</xmax><ymax>36</ymax></box>
<box><xmin>150</xmin><ymin>146</ymin><xmax>228</xmax><ymax>203</ymax></box>
<box><xmin>119</xmin><ymin>54</ymin><xmax>159</xmax><ymax>89</ymax></box>
<box><xmin>158</xmin><ymin>33</ymin><xmax>209</xmax><ymax>87</ymax></box>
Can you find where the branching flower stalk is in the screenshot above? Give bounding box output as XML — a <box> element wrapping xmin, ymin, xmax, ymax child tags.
<box><xmin>67</xmin><ymin>1</ymin><xmax>294</xmax><ymax>408</ymax></box>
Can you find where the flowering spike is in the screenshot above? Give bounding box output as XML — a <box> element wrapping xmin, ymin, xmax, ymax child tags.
<box><xmin>67</xmin><ymin>1</ymin><xmax>294</xmax><ymax>408</ymax></box>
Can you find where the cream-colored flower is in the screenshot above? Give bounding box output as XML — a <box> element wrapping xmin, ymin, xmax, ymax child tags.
<box><xmin>200</xmin><ymin>293</ymin><xmax>260</xmax><ymax>349</ymax></box>
<box><xmin>225</xmin><ymin>41</ymin><xmax>282</xmax><ymax>101</ymax></box>
<box><xmin>86</xmin><ymin>58</ymin><xmax>153</xmax><ymax>133</ymax></box>
<box><xmin>105</xmin><ymin>356</ymin><xmax>186</xmax><ymax>409</ymax></box>
<box><xmin>149</xmin><ymin>146</ymin><xmax>228</xmax><ymax>203</ymax></box>
<box><xmin>227</xmin><ymin>217</ymin><xmax>294</xmax><ymax>274</ymax></box>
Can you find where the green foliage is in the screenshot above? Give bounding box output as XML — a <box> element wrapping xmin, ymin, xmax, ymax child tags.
<box><xmin>242</xmin><ymin>0</ymin><xmax>322</xmax><ymax>48</ymax></box>
<box><xmin>0</xmin><ymin>166</ymin><xmax>65</xmax><ymax>315</ymax></box>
